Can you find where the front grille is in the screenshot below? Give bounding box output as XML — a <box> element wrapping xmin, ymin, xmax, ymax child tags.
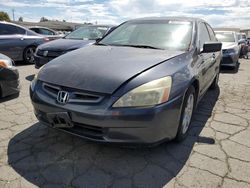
<box><xmin>60</xmin><ymin>122</ymin><xmax>106</xmax><ymax>140</ymax></box>
<box><xmin>47</xmin><ymin>51</ymin><xmax>64</xmax><ymax>57</ymax></box>
<box><xmin>36</xmin><ymin>49</ymin><xmax>64</xmax><ymax>57</ymax></box>
<box><xmin>42</xmin><ymin>82</ymin><xmax>104</xmax><ymax>104</ymax></box>
<box><xmin>221</xmin><ymin>56</ymin><xmax>234</xmax><ymax>64</ymax></box>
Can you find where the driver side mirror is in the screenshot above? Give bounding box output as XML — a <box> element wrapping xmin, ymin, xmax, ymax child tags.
<box><xmin>201</xmin><ymin>42</ymin><xmax>222</xmax><ymax>53</ymax></box>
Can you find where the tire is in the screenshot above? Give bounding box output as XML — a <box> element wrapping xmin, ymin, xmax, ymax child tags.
<box><xmin>23</xmin><ymin>46</ymin><xmax>36</xmax><ymax>64</ymax></box>
<box><xmin>210</xmin><ymin>72</ymin><xmax>219</xmax><ymax>90</ymax></box>
<box><xmin>175</xmin><ymin>86</ymin><xmax>196</xmax><ymax>142</ymax></box>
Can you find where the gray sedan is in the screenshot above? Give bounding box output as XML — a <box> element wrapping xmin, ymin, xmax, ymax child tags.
<box><xmin>0</xmin><ymin>22</ymin><xmax>48</xmax><ymax>64</ymax></box>
<box><xmin>30</xmin><ymin>17</ymin><xmax>222</xmax><ymax>145</ymax></box>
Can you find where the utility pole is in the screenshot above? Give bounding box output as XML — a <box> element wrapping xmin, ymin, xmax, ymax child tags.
<box><xmin>12</xmin><ymin>9</ymin><xmax>15</xmax><ymax>21</ymax></box>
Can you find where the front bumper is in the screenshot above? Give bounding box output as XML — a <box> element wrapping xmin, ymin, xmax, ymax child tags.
<box><xmin>34</xmin><ymin>54</ymin><xmax>54</xmax><ymax>69</ymax></box>
<box><xmin>30</xmin><ymin>82</ymin><xmax>183</xmax><ymax>144</ymax></box>
<box><xmin>0</xmin><ymin>67</ymin><xmax>20</xmax><ymax>98</ymax></box>
<box><xmin>221</xmin><ymin>52</ymin><xmax>238</xmax><ymax>67</ymax></box>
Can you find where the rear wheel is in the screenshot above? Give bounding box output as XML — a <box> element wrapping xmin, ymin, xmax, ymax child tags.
<box><xmin>23</xmin><ymin>46</ymin><xmax>36</xmax><ymax>64</ymax></box>
<box><xmin>175</xmin><ymin>86</ymin><xmax>196</xmax><ymax>141</ymax></box>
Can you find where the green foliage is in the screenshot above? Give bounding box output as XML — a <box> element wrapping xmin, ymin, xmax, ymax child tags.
<box><xmin>18</xmin><ymin>16</ymin><xmax>23</xmax><ymax>22</ymax></box>
<box><xmin>40</xmin><ymin>17</ymin><xmax>49</xmax><ymax>22</ymax></box>
<box><xmin>0</xmin><ymin>11</ymin><xmax>11</xmax><ymax>21</ymax></box>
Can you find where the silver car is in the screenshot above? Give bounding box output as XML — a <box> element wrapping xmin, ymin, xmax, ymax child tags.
<box><xmin>0</xmin><ymin>21</ymin><xmax>48</xmax><ymax>64</ymax></box>
<box><xmin>29</xmin><ymin>26</ymin><xmax>64</xmax><ymax>41</ymax></box>
<box><xmin>215</xmin><ymin>31</ymin><xmax>239</xmax><ymax>68</ymax></box>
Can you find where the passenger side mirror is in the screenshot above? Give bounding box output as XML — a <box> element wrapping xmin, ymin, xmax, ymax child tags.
<box><xmin>202</xmin><ymin>42</ymin><xmax>222</xmax><ymax>53</ymax></box>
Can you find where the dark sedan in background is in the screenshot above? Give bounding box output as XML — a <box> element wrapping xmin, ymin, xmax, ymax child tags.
<box><xmin>0</xmin><ymin>21</ymin><xmax>49</xmax><ymax>64</ymax></box>
<box><xmin>34</xmin><ymin>25</ymin><xmax>114</xmax><ymax>68</ymax></box>
<box><xmin>0</xmin><ymin>53</ymin><xmax>19</xmax><ymax>98</ymax></box>
<box><xmin>30</xmin><ymin>17</ymin><xmax>221</xmax><ymax>145</ymax></box>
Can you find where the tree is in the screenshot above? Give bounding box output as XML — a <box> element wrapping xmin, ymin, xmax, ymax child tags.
<box><xmin>63</xmin><ymin>19</ymin><xmax>66</xmax><ymax>22</ymax></box>
<box><xmin>0</xmin><ymin>11</ymin><xmax>10</xmax><ymax>21</ymax></box>
<box><xmin>40</xmin><ymin>17</ymin><xmax>49</xmax><ymax>22</ymax></box>
<box><xmin>18</xmin><ymin>16</ymin><xmax>23</xmax><ymax>22</ymax></box>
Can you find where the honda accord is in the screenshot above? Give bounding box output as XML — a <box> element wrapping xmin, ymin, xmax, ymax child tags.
<box><xmin>30</xmin><ymin>17</ymin><xmax>222</xmax><ymax>145</ymax></box>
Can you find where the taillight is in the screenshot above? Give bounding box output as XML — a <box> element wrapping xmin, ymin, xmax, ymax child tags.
<box><xmin>44</xmin><ymin>38</ymin><xmax>50</xmax><ymax>42</ymax></box>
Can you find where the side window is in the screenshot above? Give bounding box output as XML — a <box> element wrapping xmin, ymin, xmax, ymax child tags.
<box><xmin>16</xmin><ymin>26</ymin><xmax>26</xmax><ymax>35</ymax></box>
<box><xmin>206</xmin><ymin>24</ymin><xmax>217</xmax><ymax>41</ymax></box>
<box><xmin>198</xmin><ymin>23</ymin><xmax>211</xmax><ymax>49</ymax></box>
<box><xmin>30</xmin><ymin>28</ymin><xmax>39</xmax><ymax>33</ymax></box>
<box><xmin>0</xmin><ymin>24</ymin><xmax>18</xmax><ymax>35</ymax></box>
<box><xmin>39</xmin><ymin>28</ymin><xmax>54</xmax><ymax>35</ymax></box>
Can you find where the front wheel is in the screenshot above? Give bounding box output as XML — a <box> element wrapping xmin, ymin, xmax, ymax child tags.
<box><xmin>23</xmin><ymin>46</ymin><xmax>36</xmax><ymax>64</ymax></box>
<box><xmin>175</xmin><ymin>86</ymin><xmax>196</xmax><ymax>141</ymax></box>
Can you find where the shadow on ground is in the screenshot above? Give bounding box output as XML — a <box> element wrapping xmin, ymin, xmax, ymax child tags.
<box><xmin>7</xmin><ymin>88</ymin><xmax>220</xmax><ymax>187</ymax></box>
<box><xmin>0</xmin><ymin>93</ymin><xmax>19</xmax><ymax>103</ymax></box>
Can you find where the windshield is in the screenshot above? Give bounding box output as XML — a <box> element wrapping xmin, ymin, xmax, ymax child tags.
<box><xmin>216</xmin><ymin>33</ymin><xmax>235</xmax><ymax>42</ymax></box>
<box><xmin>65</xmin><ymin>26</ymin><xmax>109</xmax><ymax>40</ymax></box>
<box><xmin>99</xmin><ymin>21</ymin><xmax>193</xmax><ymax>50</ymax></box>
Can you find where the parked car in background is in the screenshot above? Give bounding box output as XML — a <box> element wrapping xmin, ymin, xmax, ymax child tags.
<box><xmin>237</xmin><ymin>33</ymin><xmax>248</xmax><ymax>57</ymax></box>
<box><xmin>215</xmin><ymin>31</ymin><xmax>239</xmax><ymax>68</ymax></box>
<box><xmin>34</xmin><ymin>25</ymin><xmax>115</xmax><ymax>68</ymax></box>
<box><xmin>0</xmin><ymin>21</ymin><xmax>49</xmax><ymax>64</ymax></box>
<box><xmin>0</xmin><ymin>53</ymin><xmax>19</xmax><ymax>98</ymax></box>
<box><xmin>29</xmin><ymin>26</ymin><xmax>64</xmax><ymax>41</ymax></box>
<box><xmin>30</xmin><ymin>17</ymin><xmax>222</xmax><ymax>145</ymax></box>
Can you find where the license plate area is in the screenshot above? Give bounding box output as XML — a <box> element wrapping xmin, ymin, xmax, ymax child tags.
<box><xmin>47</xmin><ymin>112</ymin><xmax>73</xmax><ymax>128</ymax></box>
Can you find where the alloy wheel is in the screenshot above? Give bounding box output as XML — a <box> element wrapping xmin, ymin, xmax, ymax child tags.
<box><xmin>25</xmin><ymin>47</ymin><xmax>36</xmax><ymax>64</ymax></box>
<box><xmin>182</xmin><ymin>93</ymin><xmax>194</xmax><ymax>134</ymax></box>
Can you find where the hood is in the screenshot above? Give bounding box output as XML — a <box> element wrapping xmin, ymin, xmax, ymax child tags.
<box><xmin>39</xmin><ymin>45</ymin><xmax>184</xmax><ymax>94</ymax></box>
<box><xmin>222</xmin><ymin>42</ymin><xmax>237</xmax><ymax>50</ymax></box>
<box><xmin>38</xmin><ymin>38</ymin><xmax>94</xmax><ymax>51</ymax></box>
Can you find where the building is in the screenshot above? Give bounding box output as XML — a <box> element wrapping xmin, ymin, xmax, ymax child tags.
<box><xmin>12</xmin><ymin>20</ymin><xmax>90</xmax><ymax>31</ymax></box>
<box><xmin>240</xmin><ymin>29</ymin><xmax>250</xmax><ymax>38</ymax></box>
<box><xmin>214</xmin><ymin>28</ymin><xmax>241</xmax><ymax>32</ymax></box>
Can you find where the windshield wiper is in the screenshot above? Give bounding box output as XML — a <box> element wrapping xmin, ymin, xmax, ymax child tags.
<box><xmin>111</xmin><ymin>44</ymin><xmax>163</xmax><ymax>50</ymax></box>
<box><xmin>95</xmin><ymin>42</ymin><xmax>107</xmax><ymax>46</ymax></box>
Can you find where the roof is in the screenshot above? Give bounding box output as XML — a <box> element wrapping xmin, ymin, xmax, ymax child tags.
<box><xmin>128</xmin><ymin>17</ymin><xmax>206</xmax><ymax>23</ymax></box>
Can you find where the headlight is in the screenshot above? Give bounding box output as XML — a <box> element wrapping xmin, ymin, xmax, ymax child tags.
<box><xmin>113</xmin><ymin>76</ymin><xmax>172</xmax><ymax>108</ymax></box>
<box><xmin>30</xmin><ymin>65</ymin><xmax>44</xmax><ymax>91</ymax></box>
<box><xmin>30</xmin><ymin>74</ymin><xmax>38</xmax><ymax>91</ymax></box>
<box><xmin>0</xmin><ymin>59</ymin><xmax>13</xmax><ymax>68</ymax></box>
<box><xmin>224</xmin><ymin>48</ymin><xmax>237</xmax><ymax>54</ymax></box>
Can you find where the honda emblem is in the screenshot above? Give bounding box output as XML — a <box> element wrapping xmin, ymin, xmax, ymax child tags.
<box><xmin>57</xmin><ymin>91</ymin><xmax>69</xmax><ymax>104</ymax></box>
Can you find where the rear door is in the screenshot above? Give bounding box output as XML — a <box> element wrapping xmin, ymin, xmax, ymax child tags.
<box><xmin>0</xmin><ymin>23</ymin><xmax>26</xmax><ymax>60</ymax></box>
<box><xmin>197</xmin><ymin>22</ymin><xmax>214</xmax><ymax>95</ymax></box>
<box><xmin>206</xmin><ymin>24</ymin><xmax>221</xmax><ymax>83</ymax></box>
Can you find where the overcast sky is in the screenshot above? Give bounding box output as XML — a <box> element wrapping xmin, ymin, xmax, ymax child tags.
<box><xmin>0</xmin><ymin>0</ymin><xmax>250</xmax><ymax>29</ymax></box>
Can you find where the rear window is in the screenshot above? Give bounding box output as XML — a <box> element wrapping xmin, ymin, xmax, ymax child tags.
<box><xmin>216</xmin><ymin>33</ymin><xmax>235</xmax><ymax>42</ymax></box>
<box><xmin>0</xmin><ymin>23</ymin><xmax>25</xmax><ymax>35</ymax></box>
